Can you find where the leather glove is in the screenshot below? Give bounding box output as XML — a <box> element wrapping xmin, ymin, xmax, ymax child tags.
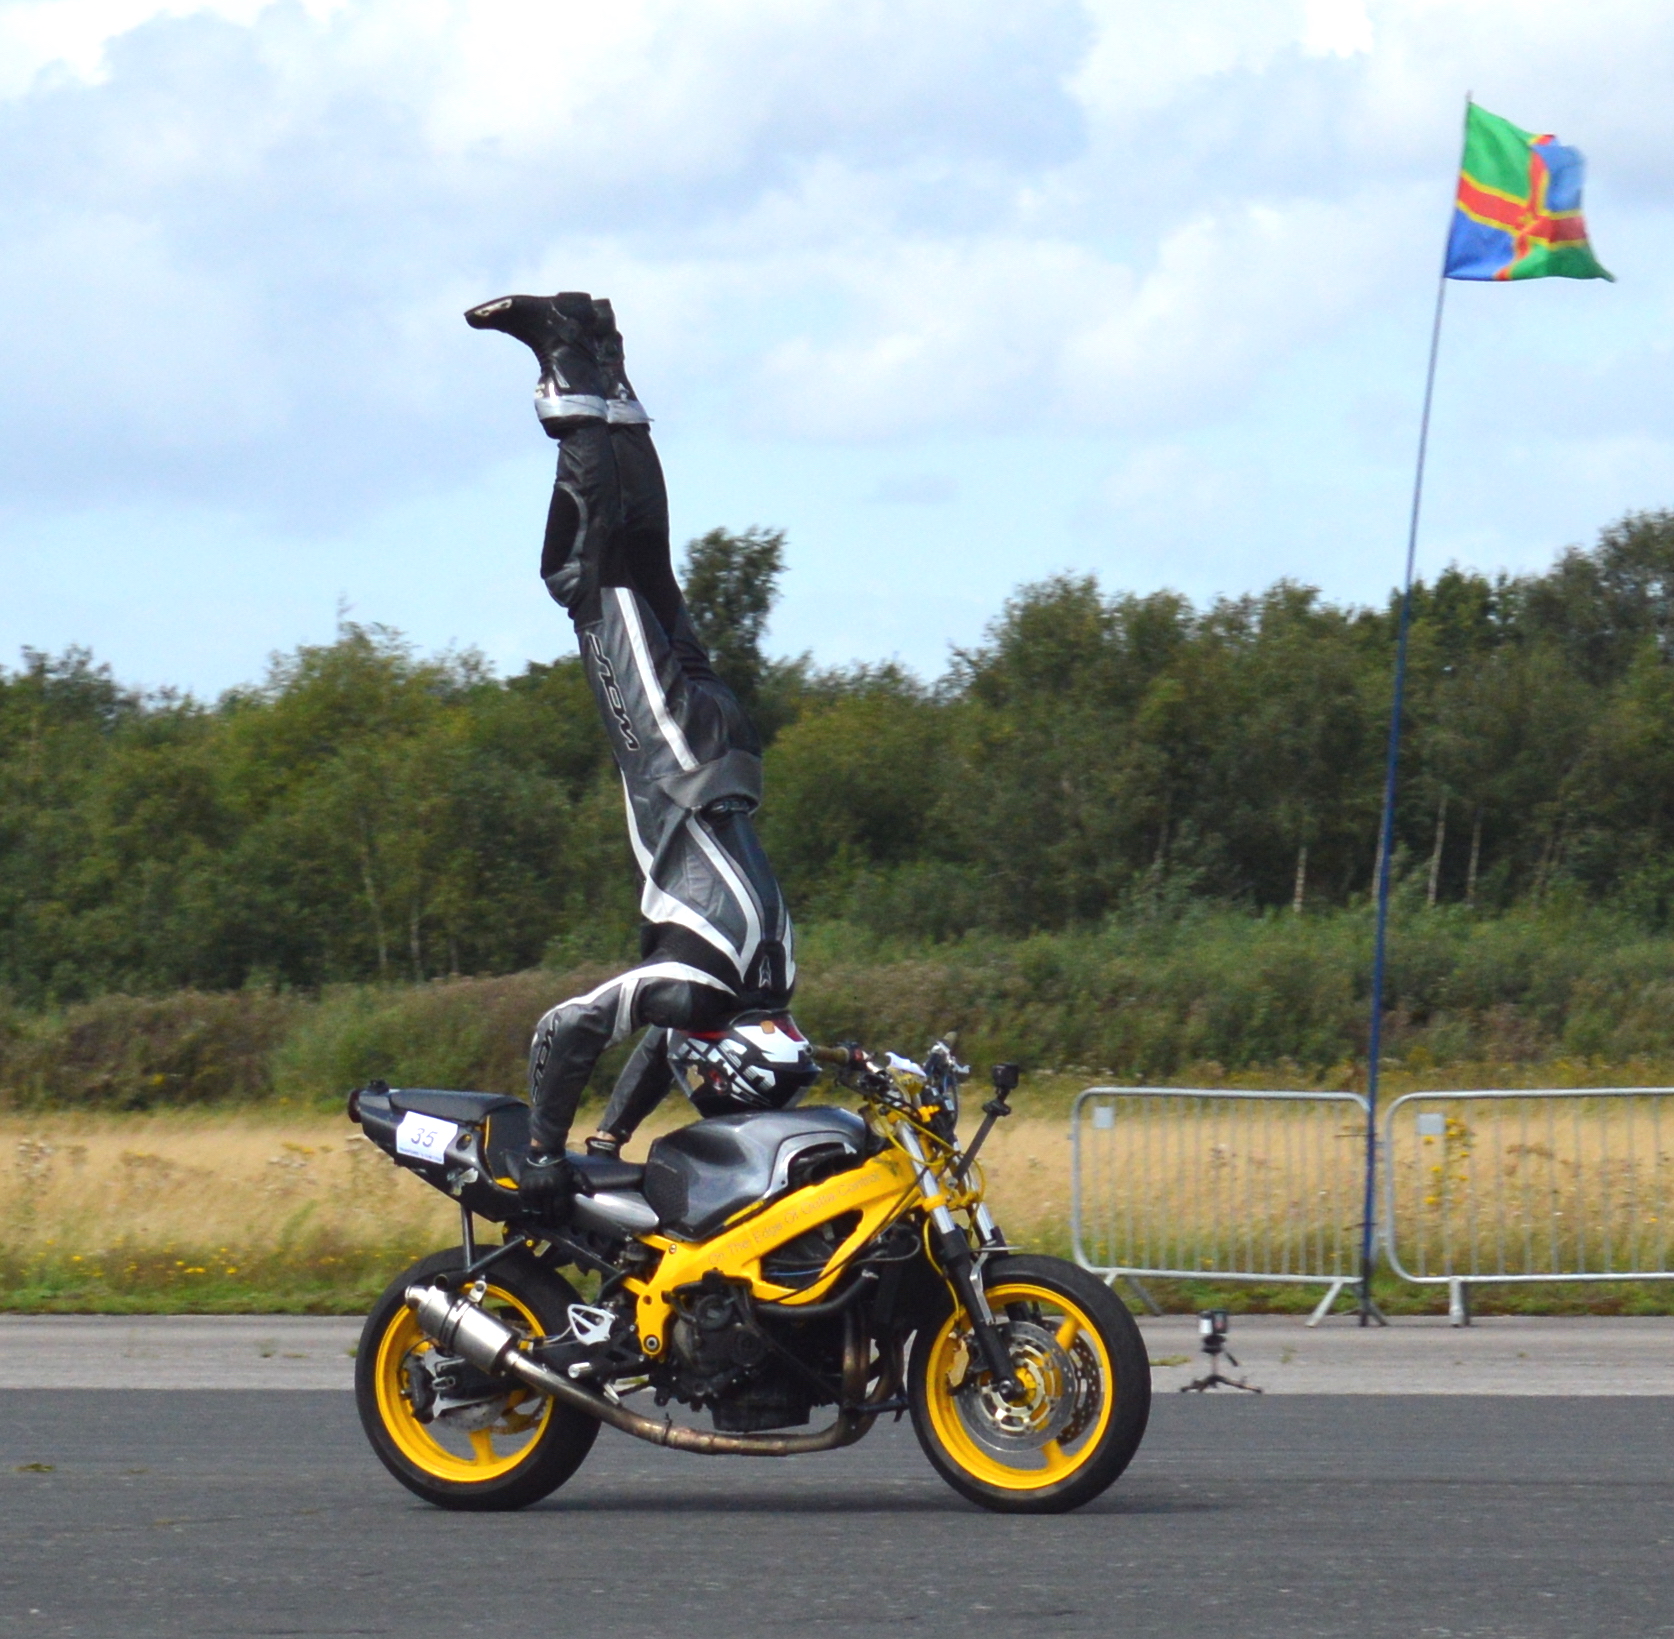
<box><xmin>518</xmin><ymin>1149</ymin><xmax>583</xmax><ymax>1220</ymax></box>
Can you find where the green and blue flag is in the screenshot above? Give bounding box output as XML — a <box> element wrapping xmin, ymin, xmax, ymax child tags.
<box><xmin>1445</xmin><ymin>101</ymin><xmax>1612</xmax><ymax>282</ymax></box>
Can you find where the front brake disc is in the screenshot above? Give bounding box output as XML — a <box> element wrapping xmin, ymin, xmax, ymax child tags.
<box><xmin>953</xmin><ymin>1320</ymin><xmax>1076</xmax><ymax>1454</ymax></box>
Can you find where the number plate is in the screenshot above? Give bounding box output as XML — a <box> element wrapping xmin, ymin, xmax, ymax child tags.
<box><xmin>395</xmin><ymin>1111</ymin><xmax>460</xmax><ymax>1162</ymax></box>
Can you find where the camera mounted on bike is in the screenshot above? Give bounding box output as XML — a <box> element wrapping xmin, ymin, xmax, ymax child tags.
<box><xmin>946</xmin><ymin>1063</ymin><xmax>1022</xmax><ymax>1188</ymax></box>
<box><xmin>988</xmin><ymin>1062</ymin><xmax>1020</xmax><ymax>1113</ymax></box>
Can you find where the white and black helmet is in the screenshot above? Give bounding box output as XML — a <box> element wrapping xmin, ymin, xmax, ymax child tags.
<box><xmin>667</xmin><ymin>1011</ymin><xmax>820</xmax><ymax>1116</ymax></box>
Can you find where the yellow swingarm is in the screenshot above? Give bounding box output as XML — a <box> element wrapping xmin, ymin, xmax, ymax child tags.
<box><xmin>625</xmin><ymin>1144</ymin><xmax>922</xmax><ymax>1358</ymax></box>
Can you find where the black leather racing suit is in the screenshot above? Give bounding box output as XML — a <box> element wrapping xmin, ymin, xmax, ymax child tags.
<box><xmin>524</xmin><ymin>318</ymin><xmax>794</xmax><ymax>1155</ymax></box>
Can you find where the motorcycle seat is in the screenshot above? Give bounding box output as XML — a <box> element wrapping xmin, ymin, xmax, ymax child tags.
<box><xmin>383</xmin><ymin>1088</ymin><xmax>649</xmax><ymax>1189</ymax></box>
<box><xmin>496</xmin><ymin>1136</ymin><xmax>645</xmax><ymax>1192</ymax></box>
<box><xmin>389</xmin><ymin>1088</ymin><xmax>525</xmax><ymax>1125</ymax></box>
<box><xmin>568</xmin><ymin>1151</ymin><xmax>647</xmax><ymax>1192</ymax></box>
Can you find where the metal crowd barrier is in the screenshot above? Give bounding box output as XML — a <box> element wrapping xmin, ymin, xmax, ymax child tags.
<box><xmin>1071</xmin><ymin>1088</ymin><xmax>1372</xmax><ymax>1326</ymax></box>
<box><xmin>1382</xmin><ymin>1088</ymin><xmax>1674</xmax><ymax>1324</ymax></box>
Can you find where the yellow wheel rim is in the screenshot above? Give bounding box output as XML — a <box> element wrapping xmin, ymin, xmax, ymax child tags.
<box><xmin>373</xmin><ymin>1284</ymin><xmax>553</xmax><ymax>1484</ymax></box>
<box><xmin>923</xmin><ymin>1280</ymin><xmax>1115</xmax><ymax>1493</ymax></box>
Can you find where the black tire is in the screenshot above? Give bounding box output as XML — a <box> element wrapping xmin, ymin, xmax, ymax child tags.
<box><xmin>355</xmin><ymin>1246</ymin><xmax>600</xmax><ymax>1511</ymax></box>
<box><xmin>907</xmin><ymin>1252</ymin><xmax>1150</xmax><ymax>1514</ymax></box>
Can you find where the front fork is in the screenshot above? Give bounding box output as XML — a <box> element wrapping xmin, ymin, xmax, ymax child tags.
<box><xmin>897</xmin><ymin>1126</ymin><xmax>1020</xmax><ymax>1396</ymax></box>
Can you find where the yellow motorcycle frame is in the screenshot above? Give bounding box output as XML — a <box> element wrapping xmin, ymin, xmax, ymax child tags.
<box><xmin>354</xmin><ymin>1044</ymin><xmax>1152</xmax><ymax>1513</ymax></box>
<box><xmin>625</xmin><ymin>1089</ymin><xmax>994</xmax><ymax>1362</ymax></box>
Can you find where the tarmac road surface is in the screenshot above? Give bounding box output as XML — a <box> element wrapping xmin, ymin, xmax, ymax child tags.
<box><xmin>6</xmin><ymin>1312</ymin><xmax>1673</xmax><ymax>1393</ymax></box>
<box><xmin>3</xmin><ymin>1391</ymin><xmax>1672</xmax><ymax>1639</ymax></box>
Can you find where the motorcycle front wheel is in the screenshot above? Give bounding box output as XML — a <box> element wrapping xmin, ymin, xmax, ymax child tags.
<box><xmin>908</xmin><ymin>1252</ymin><xmax>1150</xmax><ymax>1514</ymax></box>
<box><xmin>355</xmin><ymin>1246</ymin><xmax>599</xmax><ymax>1511</ymax></box>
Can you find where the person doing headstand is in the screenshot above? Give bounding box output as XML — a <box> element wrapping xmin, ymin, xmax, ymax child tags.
<box><xmin>464</xmin><ymin>291</ymin><xmax>795</xmax><ymax>1213</ymax></box>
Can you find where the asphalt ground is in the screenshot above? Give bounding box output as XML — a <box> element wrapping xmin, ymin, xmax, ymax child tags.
<box><xmin>6</xmin><ymin>1313</ymin><xmax>1674</xmax><ymax>1392</ymax></box>
<box><xmin>3</xmin><ymin>1391</ymin><xmax>1672</xmax><ymax>1639</ymax></box>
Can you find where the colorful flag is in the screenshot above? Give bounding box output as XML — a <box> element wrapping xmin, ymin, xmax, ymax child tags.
<box><xmin>1445</xmin><ymin>102</ymin><xmax>1612</xmax><ymax>283</ymax></box>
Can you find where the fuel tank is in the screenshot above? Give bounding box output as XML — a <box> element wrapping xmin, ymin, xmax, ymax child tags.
<box><xmin>643</xmin><ymin>1107</ymin><xmax>869</xmax><ymax>1239</ymax></box>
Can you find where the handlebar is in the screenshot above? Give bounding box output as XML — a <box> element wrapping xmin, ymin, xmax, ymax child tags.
<box><xmin>811</xmin><ymin>1044</ymin><xmax>863</xmax><ymax>1069</ymax></box>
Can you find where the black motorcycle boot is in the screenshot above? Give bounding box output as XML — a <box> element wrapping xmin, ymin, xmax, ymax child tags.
<box><xmin>589</xmin><ymin>298</ymin><xmax>650</xmax><ymax>425</ymax></box>
<box><xmin>464</xmin><ymin>291</ymin><xmax>609</xmax><ymax>437</ymax></box>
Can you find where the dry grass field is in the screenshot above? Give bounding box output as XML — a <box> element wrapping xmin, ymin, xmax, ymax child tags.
<box><xmin>9</xmin><ymin>1092</ymin><xmax>1672</xmax><ymax>1315</ymax></box>
<box><xmin>1</xmin><ymin>1109</ymin><xmax>458</xmax><ymax>1311</ymax></box>
<box><xmin>0</xmin><ymin>1105</ymin><xmax>1079</xmax><ymax>1312</ymax></box>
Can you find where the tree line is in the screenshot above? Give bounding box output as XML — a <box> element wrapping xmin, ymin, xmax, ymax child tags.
<box><xmin>6</xmin><ymin>510</ymin><xmax>1674</xmax><ymax>1005</ymax></box>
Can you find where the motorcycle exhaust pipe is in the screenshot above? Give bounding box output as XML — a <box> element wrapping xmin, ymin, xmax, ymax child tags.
<box><xmin>404</xmin><ymin>1284</ymin><xmax>872</xmax><ymax>1458</ymax></box>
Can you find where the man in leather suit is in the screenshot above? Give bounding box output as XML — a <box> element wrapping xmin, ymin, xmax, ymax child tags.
<box><xmin>464</xmin><ymin>292</ymin><xmax>795</xmax><ymax>1210</ymax></box>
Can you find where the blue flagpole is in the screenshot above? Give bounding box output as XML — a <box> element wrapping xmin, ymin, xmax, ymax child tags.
<box><xmin>1359</xmin><ymin>180</ymin><xmax>1459</xmax><ymax>1325</ymax></box>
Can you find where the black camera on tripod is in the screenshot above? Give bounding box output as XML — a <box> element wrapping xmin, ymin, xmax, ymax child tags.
<box><xmin>1180</xmin><ymin>1308</ymin><xmax>1261</xmax><ymax>1394</ymax></box>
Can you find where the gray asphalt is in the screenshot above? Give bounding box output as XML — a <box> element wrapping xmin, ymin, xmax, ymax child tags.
<box><xmin>3</xmin><ymin>1393</ymin><xmax>1673</xmax><ymax>1638</ymax></box>
<box><xmin>9</xmin><ymin>1313</ymin><xmax>1674</xmax><ymax>1392</ymax></box>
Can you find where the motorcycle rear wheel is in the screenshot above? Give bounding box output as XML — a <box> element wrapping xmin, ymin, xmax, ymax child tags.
<box><xmin>907</xmin><ymin>1252</ymin><xmax>1150</xmax><ymax>1513</ymax></box>
<box><xmin>355</xmin><ymin>1246</ymin><xmax>600</xmax><ymax>1511</ymax></box>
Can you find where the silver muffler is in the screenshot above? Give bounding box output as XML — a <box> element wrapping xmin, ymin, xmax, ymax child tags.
<box><xmin>406</xmin><ymin>1283</ymin><xmax>523</xmax><ymax>1373</ymax></box>
<box><xmin>403</xmin><ymin>1283</ymin><xmax>875</xmax><ymax>1457</ymax></box>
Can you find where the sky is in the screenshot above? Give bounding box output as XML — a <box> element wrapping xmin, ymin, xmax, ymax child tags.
<box><xmin>2</xmin><ymin>0</ymin><xmax>1671</xmax><ymax>695</ymax></box>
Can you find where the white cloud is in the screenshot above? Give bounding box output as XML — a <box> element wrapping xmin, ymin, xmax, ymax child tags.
<box><xmin>1302</xmin><ymin>0</ymin><xmax>1373</xmax><ymax>59</ymax></box>
<box><xmin>733</xmin><ymin>176</ymin><xmax>1423</xmax><ymax>441</ymax></box>
<box><xmin>1069</xmin><ymin>0</ymin><xmax>1305</xmax><ymax>119</ymax></box>
<box><xmin>0</xmin><ymin>0</ymin><xmax>1667</xmax><ymax>535</ymax></box>
<box><xmin>0</xmin><ymin>0</ymin><xmax>346</xmax><ymax>97</ymax></box>
<box><xmin>1100</xmin><ymin>442</ymin><xmax>1233</xmax><ymax>514</ymax></box>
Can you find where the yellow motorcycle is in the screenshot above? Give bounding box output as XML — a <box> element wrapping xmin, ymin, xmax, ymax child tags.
<box><xmin>349</xmin><ymin>1040</ymin><xmax>1150</xmax><ymax>1514</ymax></box>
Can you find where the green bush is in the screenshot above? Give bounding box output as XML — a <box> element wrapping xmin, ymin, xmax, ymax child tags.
<box><xmin>0</xmin><ymin>988</ymin><xmax>298</xmax><ymax>1109</ymax></box>
<box><xmin>10</xmin><ymin>904</ymin><xmax>1674</xmax><ymax>1113</ymax></box>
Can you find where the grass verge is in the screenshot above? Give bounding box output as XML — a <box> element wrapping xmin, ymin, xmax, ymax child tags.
<box><xmin>9</xmin><ymin>1087</ymin><xmax>1674</xmax><ymax>1316</ymax></box>
<box><xmin>1</xmin><ymin>1110</ymin><xmax>453</xmax><ymax>1314</ymax></box>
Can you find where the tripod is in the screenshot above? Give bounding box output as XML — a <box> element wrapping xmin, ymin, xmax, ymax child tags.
<box><xmin>1180</xmin><ymin>1309</ymin><xmax>1262</xmax><ymax>1394</ymax></box>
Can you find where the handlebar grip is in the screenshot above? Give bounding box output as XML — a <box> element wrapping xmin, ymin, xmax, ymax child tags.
<box><xmin>812</xmin><ymin>1044</ymin><xmax>859</xmax><ymax>1068</ymax></box>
